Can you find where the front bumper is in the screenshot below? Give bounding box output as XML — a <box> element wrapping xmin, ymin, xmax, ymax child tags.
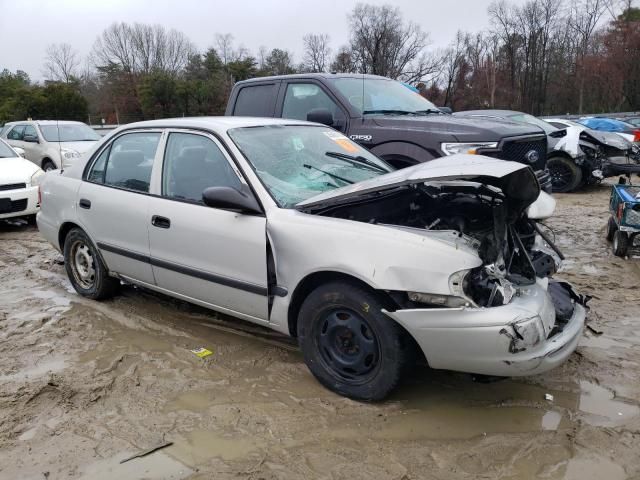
<box><xmin>0</xmin><ymin>185</ymin><xmax>39</xmax><ymax>219</ymax></box>
<box><xmin>535</xmin><ymin>168</ymin><xmax>553</xmax><ymax>193</ymax></box>
<box><xmin>384</xmin><ymin>280</ymin><xmax>585</xmax><ymax>377</ymax></box>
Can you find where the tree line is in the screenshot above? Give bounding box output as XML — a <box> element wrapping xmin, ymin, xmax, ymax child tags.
<box><xmin>0</xmin><ymin>0</ymin><xmax>638</xmax><ymax>125</ymax></box>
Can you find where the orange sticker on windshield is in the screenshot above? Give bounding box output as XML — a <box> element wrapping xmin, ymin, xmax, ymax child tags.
<box><xmin>324</xmin><ymin>131</ymin><xmax>359</xmax><ymax>153</ymax></box>
<box><xmin>334</xmin><ymin>138</ymin><xmax>359</xmax><ymax>153</ymax></box>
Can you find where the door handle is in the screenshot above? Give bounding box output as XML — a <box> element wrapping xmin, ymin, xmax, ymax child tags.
<box><xmin>151</xmin><ymin>215</ymin><xmax>171</xmax><ymax>229</ymax></box>
<box><xmin>79</xmin><ymin>198</ymin><xmax>91</xmax><ymax>209</ymax></box>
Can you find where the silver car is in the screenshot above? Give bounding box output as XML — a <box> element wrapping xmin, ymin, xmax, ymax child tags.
<box><xmin>37</xmin><ymin>117</ymin><xmax>587</xmax><ymax>400</ymax></box>
<box><xmin>1</xmin><ymin>120</ymin><xmax>101</xmax><ymax>171</ymax></box>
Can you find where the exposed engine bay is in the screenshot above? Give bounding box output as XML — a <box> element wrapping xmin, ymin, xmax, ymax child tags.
<box><xmin>302</xmin><ymin>177</ymin><xmax>561</xmax><ymax>308</ymax></box>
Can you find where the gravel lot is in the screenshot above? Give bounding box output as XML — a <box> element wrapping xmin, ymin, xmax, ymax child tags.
<box><xmin>1</xmin><ymin>182</ymin><xmax>639</xmax><ymax>480</ymax></box>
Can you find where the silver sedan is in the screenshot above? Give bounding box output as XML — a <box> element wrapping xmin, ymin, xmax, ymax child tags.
<box><xmin>37</xmin><ymin>117</ymin><xmax>587</xmax><ymax>401</ymax></box>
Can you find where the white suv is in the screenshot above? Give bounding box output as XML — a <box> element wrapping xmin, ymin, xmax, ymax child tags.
<box><xmin>1</xmin><ymin>120</ymin><xmax>100</xmax><ymax>171</ymax></box>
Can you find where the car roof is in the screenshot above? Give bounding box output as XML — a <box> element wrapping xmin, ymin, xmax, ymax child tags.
<box><xmin>116</xmin><ymin>116</ymin><xmax>317</xmax><ymax>131</ymax></box>
<box><xmin>3</xmin><ymin>120</ymin><xmax>85</xmax><ymax>126</ymax></box>
<box><xmin>234</xmin><ymin>72</ymin><xmax>393</xmax><ymax>85</ymax></box>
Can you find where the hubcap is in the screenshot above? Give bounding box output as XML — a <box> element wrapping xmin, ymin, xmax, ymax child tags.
<box><xmin>70</xmin><ymin>240</ymin><xmax>95</xmax><ymax>289</ymax></box>
<box><xmin>316</xmin><ymin>309</ymin><xmax>379</xmax><ymax>383</ymax></box>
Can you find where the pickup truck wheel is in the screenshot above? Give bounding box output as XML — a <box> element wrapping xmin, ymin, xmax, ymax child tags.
<box><xmin>612</xmin><ymin>230</ymin><xmax>629</xmax><ymax>257</ymax></box>
<box><xmin>548</xmin><ymin>156</ymin><xmax>582</xmax><ymax>193</ymax></box>
<box><xmin>297</xmin><ymin>281</ymin><xmax>408</xmax><ymax>401</ymax></box>
<box><xmin>606</xmin><ymin>216</ymin><xmax>617</xmax><ymax>242</ymax></box>
<box><xmin>42</xmin><ymin>159</ymin><xmax>56</xmax><ymax>172</ymax></box>
<box><xmin>63</xmin><ymin>228</ymin><xmax>119</xmax><ymax>300</ymax></box>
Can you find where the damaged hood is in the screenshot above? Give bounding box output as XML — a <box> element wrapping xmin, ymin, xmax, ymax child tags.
<box><xmin>296</xmin><ymin>154</ymin><xmax>540</xmax><ymax>211</ymax></box>
<box><xmin>553</xmin><ymin>125</ymin><xmax>632</xmax><ymax>156</ymax></box>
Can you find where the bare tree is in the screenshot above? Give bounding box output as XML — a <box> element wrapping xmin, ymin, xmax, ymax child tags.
<box><xmin>92</xmin><ymin>22</ymin><xmax>194</xmax><ymax>75</ymax></box>
<box><xmin>331</xmin><ymin>46</ymin><xmax>358</xmax><ymax>73</ymax></box>
<box><xmin>347</xmin><ymin>4</ymin><xmax>439</xmax><ymax>82</ymax></box>
<box><xmin>303</xmin><ymin>33</ymin><xmax>331</xmax><ymax>72</ymax></box>
<box><xmin>43</xmin><ymin>43</ymin><xmax>80</xmax><ymax>83</ymax></box>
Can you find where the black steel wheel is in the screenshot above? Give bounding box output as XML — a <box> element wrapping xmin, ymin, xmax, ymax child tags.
<box><xmin>548</xmin><ymin>156</ymin><xmax>582</xmax><ymax>193</ymax></box>
<box><xmin>42</xmin><ymin>159</ymin><xmax>57</xmax><ymax>172</ymax></box>
<box><xmin>606</xmin><ymin>216</ymin><xmax>617</xmax><ymax>242</ymax></box>
<box><xmin>297</xmin><ymin>281</ymin><xmax>411</xmax><ymax>401</ymax></box>
<box><xmin>612</xmin><ymin>230</ymin><xmax>629</xmax><ymax>257</ymax></box>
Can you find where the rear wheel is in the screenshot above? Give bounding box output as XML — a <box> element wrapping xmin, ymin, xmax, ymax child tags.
<box><xmin>42</xmin><ymin>159</ymin><xmax>56</xmax><ymax>172</ymax></box>
<box><xmin>606</xmin><ymin>216</ymin><xmax>617</xmax><ymax>242</ymax></box>
<box><xmin>548</xmin><ymin>156</ymin><xmax>582</xmax><ymax>193</ymax></box>
<box><xmin>63</xmin><ymin>228</ymin><xmax>119</xmax><ymax>299</ymax></box>
<box><xmin>612</xmin><ymin>230</ymin><xmax>629</xmax><ymax>257</ymax></box>
<box><xmin>297</xmin><ymin>281</ymin><xmax>410</xmax><ymax>401</ymax></box>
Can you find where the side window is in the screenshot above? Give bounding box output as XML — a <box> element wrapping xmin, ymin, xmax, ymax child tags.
<box><xmin>233</xmin><ymin>84</ymin><xmax>278</xmax><ymax>116</ymax></box>
<box><xmin>23</xmin><ymin>125</ymin><xmax>38</xmax><ymax>139</ymax></box>
<box><xmin>549</xmin><ymin>122</ymin><xmax>566</xmax><ymax>129</ymax></box>
<box><xmin>282</xmin><ymin>83</ymin><xmax>345</xmax><ymax>125</ymax></box>
<box><xmin>102</xmin><ymin>132</ymin><xmax>161</xmax><ymax>192</ymax></box>
<box><xmin>7</xmin><ymin>125</ymin><xmax>25</xmax><ymax>140</ymax></box>
<box><xmin>162</xmin><ymin>132</ymin><xmax>242</xmax><ymax>204</ymax></box>
<box><xmin>87</xmin><ymin>146</ymin><xmax>110</xmax><ymax>183</ymax></box>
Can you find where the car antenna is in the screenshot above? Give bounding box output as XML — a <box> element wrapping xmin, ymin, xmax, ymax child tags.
<box><xmin>56</xmin><ymin>114</ymin><xmax>63</xmax><ymax>173</ymax></box>
<box><xmin>361</xmin><ymin>70</ymin><xmax>365</xmax><ymax>124</ymax></box>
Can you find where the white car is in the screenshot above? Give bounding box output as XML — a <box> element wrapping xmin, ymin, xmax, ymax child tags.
<box><xmin>37</xmin><ymin>117</ymin><xmax>588</xmax><ymax>401</ymax></box>
<box><xmin>0</xmin><ymin>138</ymin><xmax>44</xmax><ymax>222</ymax></box>
<box><xmin>1</xmin><ymin>120</ymin><xmax>100</xmax><ymax>171</ymax></box>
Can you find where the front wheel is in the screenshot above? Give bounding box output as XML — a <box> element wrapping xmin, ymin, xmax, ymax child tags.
<box><xmin>612</xmin><ymin>230</ymin><xmax>629</xmax><ymax>257</ymax></box>
<box><xmin>42</xmin><ymin>159</ymin><xmax>57</xmax><ymax>172</ymax></box>
<box><xmin>297</xmin><ymin>281</ymin><xmax>410</xmax><ymax>401</ymax></box>
<box><xmin>548</xmin><ymin>156</ymin><xmax>582</xmax><ymax>193</ymax></box>
<box><xmin>63</xmin><ymin>228</ymin><xmax>119</xmax><ymax>299</ymax></box>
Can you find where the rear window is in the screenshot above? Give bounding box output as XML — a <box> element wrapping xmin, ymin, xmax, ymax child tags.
<box><xmin>233</xmin><ymin>84</ymin><xmax>278</xmax><ymax>117</ymax></box>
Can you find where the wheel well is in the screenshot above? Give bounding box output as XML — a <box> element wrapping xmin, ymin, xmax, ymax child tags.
<box><xmin>547</xmin><ymin>151</ymin><xmax>576</xmax><ymax>163</ymax></box>
<box><xmin>42</xmin><ymin>157</ymin><xmax>54</xmax><ymax>168</ymax></box>
<box><xmin>287</xmin><ymin>271</ymin><xmax>396</xmax><ymax>337</ymax></box>
<box><xmin>58</xmin><ymin>222</ymin><xmax>81</xmax><ymax>251</ymax></box>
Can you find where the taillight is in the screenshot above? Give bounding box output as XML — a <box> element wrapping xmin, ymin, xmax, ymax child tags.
<box><xmin>634</xmin><ymin>130</ymin><xmax>640</xmax><ymax>142</ymax></box>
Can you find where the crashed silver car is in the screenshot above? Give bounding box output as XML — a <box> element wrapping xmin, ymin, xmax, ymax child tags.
<box><xmin>37</xmin><ymin>117</ymin><xmax>588</xmax><ymax>401</ymax></box>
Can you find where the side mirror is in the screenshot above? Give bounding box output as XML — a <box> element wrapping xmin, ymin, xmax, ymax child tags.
<box><xmin>438</xmin><ymin>106</ymin><xmax>452</xmax><ymax>114</ymax></box>
<box><xmin>13</xmin><ymin>147</ymin><xmax>26</xmax><ymax>157</ymax></box>
<box><xmin>307</xmin><ymin>108</ymin><xmax>334</xmax><ymax>126</ymax></box>
<box><xmin>23</xmin><ymin>134</ymin><xmax>39</xmax><ymax>143</ymax></box>
<box><xmin>202</xmin><ymin>185</ymin><xmax>262</xmax><ymax>214</ymax></box>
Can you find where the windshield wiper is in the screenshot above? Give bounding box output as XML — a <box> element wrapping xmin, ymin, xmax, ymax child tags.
<box><xmin>303</xmin><ymin>164</ymin><xmax>354</xmax><ymax>185</ymax></box>
<box><xmin>362</xmin><ymin>109</ymin><xmax>417</xmax><ymax>116</ymax></box>
<box><xmin>414</xmin><ymin>109</ymin><xmax>444</xmax><ymax>114</ymax></box>
<box><xmin>325</xmin><ymin>151</ymin><xmax>389</xmax><ymax>173</ymax></box>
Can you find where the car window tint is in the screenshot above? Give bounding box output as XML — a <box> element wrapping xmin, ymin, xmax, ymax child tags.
<box><xmin>87</xmin><ymin>147</ymin><xmax>110</xmax><ymax>183</ymax></box>
<box><xmin>162</xmin><ymin>132</ymin><xmax>242</xmax><ymax>203</ymax></box>
<box><xmin>549</xmin><ymin>122</ymin><xmax>566</xmax><ymax>129</ymax></box>
<box><xmin>23</xmin><ymin>125</ymin><xmax>38</xmax><ymax>138</ymax></box>
<box><xmin>7</xmin><ymin>125</ymin><xmax>25</xmax><ymax>140</ymax></box>
<box><xmin>282</xmin><ymin>83</ymin><xmax>342</xmax><ymax>122</ymax></box>
<box><xmin>234</xmin><ymin>84</ymin><xmax>278</xmax><ymax>116</ymax></box>
<box><xmin>103</xmin><ymin>132</ymin><xmax>161</xmax><ymax>192</ymax></box>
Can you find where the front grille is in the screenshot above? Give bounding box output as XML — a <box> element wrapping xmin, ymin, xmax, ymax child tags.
<box><xmin>0</xmin><ymin>183</ymin><xmax>26</xmax><ymax>191</ymax></box>
<box><xmin>0</xmin><ymin>198</ymin><xmax>28</xmax><ymax>213</ymax></box>
<box><xmin>482</xmin><ymin>135</ymin><xmax>547</xmax><ymax>170</ymax></box>
<box><xmin>501</xmin><ymin>137</ymin><xmax>547</xmax><ymax>167</ymax></box>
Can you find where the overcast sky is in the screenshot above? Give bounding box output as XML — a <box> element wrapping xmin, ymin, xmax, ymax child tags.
<box><xmin>0</xmin><ymin>0</ymin><xmax>526</xmax><ymax>80</ymax></box>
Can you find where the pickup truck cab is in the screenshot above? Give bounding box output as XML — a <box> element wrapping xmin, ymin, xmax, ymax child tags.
<box><xmin>225</xmin><ymin>73</ymin><xmax>552</xmax><ymax>191</ymax></box>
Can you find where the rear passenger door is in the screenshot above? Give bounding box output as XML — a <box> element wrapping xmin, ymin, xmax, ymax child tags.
<box><xmin>78</xmin><ymin>130</ymin><xmax>162</xmax><ymax>285</ymax></box>
<box><xmin>146</xmin><ymin>130</ymin><xmax>269</xmax><ymax>323</ymax></box>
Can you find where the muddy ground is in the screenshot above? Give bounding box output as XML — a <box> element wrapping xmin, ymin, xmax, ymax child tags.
<box><xmin>1</xmin><ymin>182</ymin><xmax>639</xmax><ymax>480</ymax></box>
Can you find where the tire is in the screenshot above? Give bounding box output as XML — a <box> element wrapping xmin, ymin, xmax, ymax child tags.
<box><xmin>27</xmin><ymin>214</ymin><xmax>37</xmax><ymax>226</ymax></box>
<box><xmin>612</xmin><ymin>230</ymin><xmax>629</xmax><ymax>257</ymax></box>
<box><xmin>606</xmin><ymin>216</ymin><xmax>617</xmax><ymax>242</ymax></box>
<box><xmin>42</xmin><ymin>159</ymin><xmax>57</xmax><ymax>172</ymax></box>
<box><xmin>63</xmin><ymin>228</ymin><xmax>119</xmax><ymax>300</ymax></box>
<box><xmin>297</xmin><ymin>281</ymin><xmax>410</xmax><ymax>401</ymax></box>
<box><xmin>547</xmin><ymin>156</ymin><xmax>582</xmax><ymax>193</ymax></box>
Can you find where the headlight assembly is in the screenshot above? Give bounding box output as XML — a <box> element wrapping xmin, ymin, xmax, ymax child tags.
<box><xmin>30</xmin><ymin>169</ymin><xmax>45</xmax><ymax>186</ymax></box>
<box><xmin>441</xmin><ymin>142</ymin><xmax>498</xmax><ymax>156</ymax></box>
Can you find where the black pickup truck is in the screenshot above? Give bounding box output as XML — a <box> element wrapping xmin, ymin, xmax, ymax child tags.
<box><xmin>225</xmin><ymin>73</ymin><xmax>552</xmax><ymax>191</ymax></box>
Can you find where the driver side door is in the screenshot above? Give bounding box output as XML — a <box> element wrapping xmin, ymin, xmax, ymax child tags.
<box><xmin>147</xmin><ymin>130</ymin><xmax>269</xmax><ymax>323</ymax></box>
